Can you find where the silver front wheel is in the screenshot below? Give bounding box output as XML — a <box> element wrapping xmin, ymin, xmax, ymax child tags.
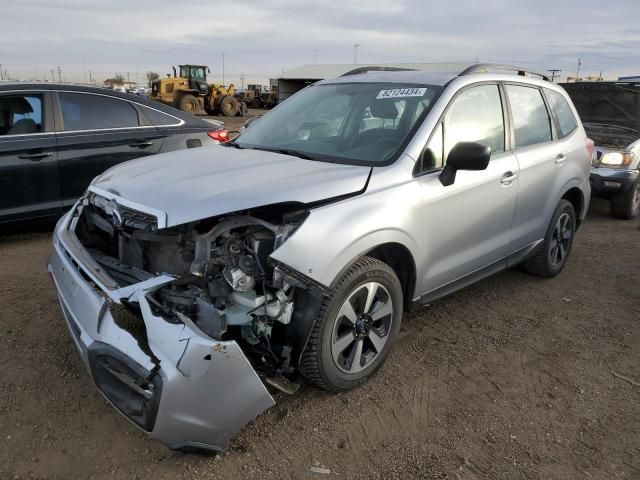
<box><xmin>331</xmin><ymin>282</ymin><xmax>394</xmax><ymax>374</ymax></box>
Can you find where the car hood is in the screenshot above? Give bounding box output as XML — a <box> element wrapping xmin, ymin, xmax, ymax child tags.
<box><xmin>560</xmin><ymin>82</ymin><xmax>640</xmax><ymax>138</ymax></box>
<box><xmin>90</xmin><ymin>145</ymin><xmax>371</xmax><ymax>227</ymax></box>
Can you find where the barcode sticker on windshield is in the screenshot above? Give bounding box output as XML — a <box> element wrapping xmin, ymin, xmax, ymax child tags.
<box><xmin>376</xmin><ymin>88</ymin><xmax>427</xmax><ymax>99</ymax></box>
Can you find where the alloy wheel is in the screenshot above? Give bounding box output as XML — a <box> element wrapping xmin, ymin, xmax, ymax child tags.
<box><xmin>549</xmin><ymin>212</ymin><xmax>572</xmax><ymax>268</ymax></box>
<box><xmin>330</xmin><ymin>282</ymin><xmax>394</xmax><ymax>374</ymax></box>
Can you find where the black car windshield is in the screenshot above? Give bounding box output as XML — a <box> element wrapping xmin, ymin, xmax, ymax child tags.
<box><xmin>234</xmin><ymin>82</ymin><xmax>443</xmax><ymax>165</ymax></box>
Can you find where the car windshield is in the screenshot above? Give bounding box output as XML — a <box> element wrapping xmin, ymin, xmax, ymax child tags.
<box><xmin>234</xmin><ymin>82</ymin><xmax>443</xmax><ymax>165</ymax></box>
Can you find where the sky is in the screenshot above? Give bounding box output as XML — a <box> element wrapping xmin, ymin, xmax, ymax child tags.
<box><xmin>1</xmin><ymin>0</ymin><xmax>639</xmax><ymax>86</ymax></box>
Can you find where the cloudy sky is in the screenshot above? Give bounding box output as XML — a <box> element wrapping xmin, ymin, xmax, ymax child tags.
<box><xmin>1</xmin><ymin>0</ymin><xmax>638</xmax><ymax>85</ymax></box>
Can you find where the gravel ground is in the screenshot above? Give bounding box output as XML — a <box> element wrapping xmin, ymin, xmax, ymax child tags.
<box><xmin>0</xmin><ymin>182</ymin><xmax>638</xmax><ymax>478</ymax></box>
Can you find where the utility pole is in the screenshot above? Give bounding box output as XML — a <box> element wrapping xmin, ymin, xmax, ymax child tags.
<box><xmin>0</xmin><ymin>64</ymin><xmax>3</xmax><ymax>80</ymax></box>
<box><xmin>576</xmin><ymin>58</ymin><xmax>582</xmax><ymax>79</ymax></box>
<box><xmin>314</xmin><ymin>48</ymin><xmax>317</xmax><ymax>64</ymax></box>
<box><xmin>547</xmin><ymin>69</ymin><xmax>561</xmax><ymax>82</ymax></box>
<box><xmin>83</xmin><ymin>58</ymin><xmax>87</xmax><ymax>84</ymax></box>
<box><xmin>240</xmin><ymin>72</ymin><xmax>245</xmax><ymax>90</ymax></box>
<box><xmin>222</xmin><ymin>52</ymin><xmax>225</xmax><ymax>86</ymax></box>
<box><xmin>50</xmin><ymin>69</ymin><xmax>55</xmax><ymax>82</ymax></box>
<box><xmin>88</xmin><ymin>69</ymin><xmax>93</xmax><ymax>84</ymax></box>
<box><xmin>353</xmin><ymin>44</ymin><xmax>360</xmax><ymax>64</ymax></box>
<box><xmin>57</xmin><ymin>66</ymin><xmax>62</xmax><ymax>83</ymax></box>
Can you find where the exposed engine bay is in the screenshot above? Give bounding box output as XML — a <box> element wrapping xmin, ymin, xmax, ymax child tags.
<box><xmin>74</xmin><ymin>192</ymin><xmax>321</xmax><ymax>386</ymax></box>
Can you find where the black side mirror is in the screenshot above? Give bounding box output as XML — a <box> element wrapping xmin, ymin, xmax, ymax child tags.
<box><xmin>439</xmin><ymin>142</ymin><xmax>491</xmax><ymax>186</ymax></box>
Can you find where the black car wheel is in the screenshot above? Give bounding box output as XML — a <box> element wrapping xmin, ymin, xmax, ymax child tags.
<box><xmin>299</xmin><ymin>257</ymin><xmax>403</xmax><ymax>392</ymax></box>
<box><xmin>610</xmin><ymin>179</ymin><xmax>640</xmax><ymax>220</ymax></box>
<box><xmin>524</xmin><ymin>199</ymin><xmax>576</xmax><ymax>278</ymax></box>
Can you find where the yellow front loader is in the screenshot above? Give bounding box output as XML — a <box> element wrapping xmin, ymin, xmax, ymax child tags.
<box><xmin>150</xmin><ymin>65</ymin><xmax>245</xmax><ymax>116</ymax></box>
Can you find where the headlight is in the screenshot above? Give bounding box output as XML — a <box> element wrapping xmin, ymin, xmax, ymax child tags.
<box><xmin>600</xmin><ymin>151</ymin><xmax>634</xmax><ymax>167</ymax></box>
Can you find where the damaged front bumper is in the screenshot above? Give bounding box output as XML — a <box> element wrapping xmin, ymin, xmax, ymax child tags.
<box><xmin>47</xmin><ymin>208</ymin><xmax>275</xmax><ymax>452</ymax></box>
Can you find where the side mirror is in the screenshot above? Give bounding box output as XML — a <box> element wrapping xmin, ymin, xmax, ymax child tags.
<box><xmin>439</xmin><ymin>142</ymin><xmax>491</xmax><ymax>186</ymax></box>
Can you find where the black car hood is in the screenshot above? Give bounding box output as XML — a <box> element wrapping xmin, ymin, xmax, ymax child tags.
<box><xmin>561</xmin><ymin>82</ymin><xmax>640</xmax><ymax>136</ymax></box>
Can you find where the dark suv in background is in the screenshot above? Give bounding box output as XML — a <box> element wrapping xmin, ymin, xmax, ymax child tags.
<box><xmin>561</xmin><ymin>81</ymin><xmax>640</xmax><ymax>219</ymax></box>
<box><xmin>0</xmin><ymin>83</ymin><xmax>225</xmax><ymax>225</ymax></box>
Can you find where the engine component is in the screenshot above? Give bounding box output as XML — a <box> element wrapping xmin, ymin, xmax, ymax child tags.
<box><xmin>223</xmin><ymin>266</ymin><xmax>255</xmax><ymax>292</ymax></box>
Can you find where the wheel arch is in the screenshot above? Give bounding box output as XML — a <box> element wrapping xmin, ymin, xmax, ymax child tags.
<box><xmin>561</xmin><ymin>186</ymin><xmax>585</xmax><ymax>229</ymax></box>
<box><xmin>364</xmin><ymin>242</ymin><xmax>417</xmax><ymax>311</ymax></box>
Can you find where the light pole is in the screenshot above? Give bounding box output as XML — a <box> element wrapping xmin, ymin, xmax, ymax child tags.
<box><xmin>547</xmin><ymin>69</ymin><xmax>561</xmax><ymax>82</ymax></box>
<box><xmin>576</xmin><ymin>58</ymin><xmax>582</xmax><ymax>79</ymax></box>
<box><xmin>353</xmin><ymin>44</ymin><xmax>360</xmax><ymax>64</ymax></box>
<box><xmin>222</xmin><ymin>52</ymin><xmax>225</xmax><ymax>86</ymax></box>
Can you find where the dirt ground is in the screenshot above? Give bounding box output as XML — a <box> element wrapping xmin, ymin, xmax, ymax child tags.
<box><xmin>1</xmin><ymin>173</ymin><xmax>639</xmax><ymax>478</ymax></box>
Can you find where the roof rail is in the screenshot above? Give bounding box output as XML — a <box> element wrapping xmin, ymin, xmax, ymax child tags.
<box><xmin>459</xmin><ymin>63</ymin><xmax>549</xmax><ymax>81</ymax></box>
<box><xmin>341</xmin><ymin>66</ymin><xmax>417</xmax><ymax>77</ymax></box>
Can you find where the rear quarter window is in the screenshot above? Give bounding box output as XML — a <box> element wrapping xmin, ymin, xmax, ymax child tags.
<box><xmin>545</xmin><ymin>89</ymin><xmax>578</xmax><ymax>138</ymax></box>
<box><xmin>140</xmin><ymin>105</ymin><xmax>182</xmax><ymax>126</ymax></box>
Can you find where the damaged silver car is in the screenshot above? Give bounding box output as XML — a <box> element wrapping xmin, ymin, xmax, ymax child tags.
<box><xmin>48</xmin><ymin>64</ymin><xmax>592</xmax><ymax>452</ymax></box>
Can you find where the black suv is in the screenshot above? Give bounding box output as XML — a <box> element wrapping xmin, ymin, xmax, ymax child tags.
<box><xmin>0</xmin><ymin>83</ymin><xmax>225</xmax><ymax>225</ymax></box>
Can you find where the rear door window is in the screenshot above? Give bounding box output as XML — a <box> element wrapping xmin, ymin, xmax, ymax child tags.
<box><xmin>0</xmin><ymin>95</ymin><xmax>43</xmax><ymax>136</ymax></box>
<box><xmin>544</xmin><ymin>89</ymin><xmax>578</xmax><ymax>138</ymax></box>
<box><xmin>59</xmin><ymin>92</ymin><xmax>140</xmax><ymax>131</ymax></box>
<box><xmin>506</xmin><ymin>85</ymin><xmax>552</xmax><ymax>148</ymax></box>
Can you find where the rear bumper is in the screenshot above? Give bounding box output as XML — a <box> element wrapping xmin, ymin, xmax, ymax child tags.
<box><xmin>590</xmin><ymin>167</ymin><xmax>639</xmax><ymax>194</ymax></box>
<box><xmin>48</xmin><ymin>209</ymin><xmax>274</xmax><ymax>451</ymax></box>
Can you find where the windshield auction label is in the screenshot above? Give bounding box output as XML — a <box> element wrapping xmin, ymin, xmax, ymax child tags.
<box><xmin>376</xmin><ymin>88</ymin><xmax>427</xmax><ymax>99</ymax></box>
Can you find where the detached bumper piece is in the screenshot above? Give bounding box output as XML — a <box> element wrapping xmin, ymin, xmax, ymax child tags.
<box><xmin>48</xmin><ymin>214</ymin><xmax>275</xmax><ymax>451</ymax></box>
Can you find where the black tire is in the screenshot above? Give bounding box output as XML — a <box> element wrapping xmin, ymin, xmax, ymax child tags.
<box><xmin>219</xmin><ymin>95</ymin><xmax>238</xmax><ymax>117</ymax></box>
<box><xmin>523</xmin><ymin>199</ymin><xmax>576</xmax><ymax>278</ymax></box>
<box><xmin>299</xmin><ymin>256</ymin><xmax>403</xmax><ymax>392</ymax></box>
<box><xmin>179</xmin><ymin>94</ymin><xmax>199</xmax><ymax>114</ymax></box>
<box><xmin>610</xmin><ymin>179</ymin><xmax>640</xmax><ymax>219</ymax></box>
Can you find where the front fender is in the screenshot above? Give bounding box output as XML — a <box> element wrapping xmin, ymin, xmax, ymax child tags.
<box><xmin>269</xmin><ymin>181</ymin><xmax>422</xmax><ymax>290</ymax></box>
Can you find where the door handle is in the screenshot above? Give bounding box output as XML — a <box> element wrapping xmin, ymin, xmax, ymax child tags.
<box><xmin>18</xmin><ymin>152</ymin><xmax>53</xmax><ymax>161</ymax></box>
<box><xmin>501</xmin><ymin>171</ymin><xmax>518</xmax><ymax>185</ymax></box>
<box><xmin>555</xmin><ymin>153</ymin><xmax>567</xmax><ymax>164</ymax></box>
<box><xmin>129</xmin><ymin>140</ymin><xmax>155</xmax><ymax>148</ymax></box>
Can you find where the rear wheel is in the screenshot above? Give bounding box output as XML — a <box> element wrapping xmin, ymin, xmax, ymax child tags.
<box><xmin>523</xmin><ymin>199</ymin><xmax>576</xmax><ymax>278</ymax></box>
<box><xmin>219</xmin><ymin>95</ymin><xmax>238</xmax><ymax>116</ymax></box>
<box><xmin>179</xmin><ymin>94</ymin><xmax>199</xmax><ymax>114</ymax></box>
<box><xmin>610</xmin><ymin>179</ymin><xmax>640</xmax><ymax>219</ymax></box>
<box><xmin>299</xmin><ymin>257</ymin><xmax>403</xmax><ymax>392</ymax></box>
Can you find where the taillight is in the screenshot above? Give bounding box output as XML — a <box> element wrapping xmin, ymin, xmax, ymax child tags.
<box><xmin>585</xmin><ymin>137</ymin><xmax>595</xmax><ymax>159</ymax></box>
<box><xmin>207</xmin><ymin>129</ymin><xmax>229</xmax><ymax>143</ymax></box>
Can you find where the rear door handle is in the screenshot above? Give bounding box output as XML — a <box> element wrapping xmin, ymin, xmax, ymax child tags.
<box><xmin>128</xmin><ymin>140</ymin><xmax>155</xmax><ymax>148</ymax></box>
<box><xmin>17</xmin><ymin>152</ymin><xmax>53</xmax><ymax>161</ymax></box>
<box><xmin>501</xmin><ymin>171</ymin><xmax>518</xmax><ymax>185</ymax></box>
<box><xmin>555</xmin><ymin>153</ymin><xmax>567</xmax><ymax>164</ymax></box>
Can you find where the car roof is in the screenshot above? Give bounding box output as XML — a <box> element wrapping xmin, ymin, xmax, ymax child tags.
<box><xmin>0</xmin><ymin>82</ymin><xmax>220</xmax><ymax>128</ymax></box>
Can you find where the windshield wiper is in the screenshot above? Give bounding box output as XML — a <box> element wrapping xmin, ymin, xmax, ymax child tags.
<box><xmin>249</xmin><ymin>146</ymin><xmax>316</xmax><ymax>160</ymax></box>
<box><xmin>223</xmin><ymin>139</ymin><xmax>243</xmax><ymax>149</ymax></box>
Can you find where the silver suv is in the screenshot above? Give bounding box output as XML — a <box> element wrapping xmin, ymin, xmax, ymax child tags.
<box><xmin>48</xmin><ymin>64</ymin><xmax>592</xmax><ymax>452</ymax></box>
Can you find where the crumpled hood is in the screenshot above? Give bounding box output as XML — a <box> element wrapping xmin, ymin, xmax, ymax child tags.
<box><xmin>90</xmin><ymin>145</ymin><xmax>371</xmax><ymax>227</ymax></box>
